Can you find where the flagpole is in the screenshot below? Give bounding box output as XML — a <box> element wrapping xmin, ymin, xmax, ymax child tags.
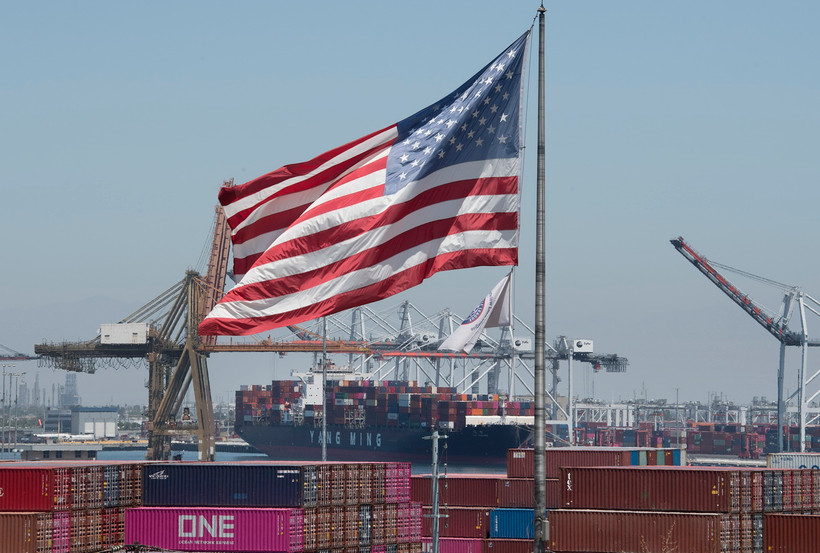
<box><xmin>322</xmin><ymin>316</ymin><xmax>328</xmax><ymax>462</ymax></box>
<box><xmin>533</xmin><ymin>5</ymin><xmax>547</xmax><ymax>553</ymax></box>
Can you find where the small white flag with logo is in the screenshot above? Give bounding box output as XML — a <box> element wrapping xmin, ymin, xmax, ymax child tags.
<box><xmin>438</xmin><ymin>273</ymin><xmax>512</xmax><ymax>353</ymax></box>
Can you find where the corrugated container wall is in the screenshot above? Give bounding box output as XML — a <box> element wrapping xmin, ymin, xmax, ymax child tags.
<box><xmin>506</xmin><ymin>447</ymin><xmax>686</xmax><ymax>478</ymax></box>
<box><xmin>142</xmin><ymin>463</ymin><xmax>309</xmax><ymax>507</ymax></box>
<box><xmin>0</xmin><ymin>513</ymin><xmax>52</xmax><ymax>553</ymax></box>
<box><xmin>763</xmin><ymin>513</ymin><xmax>820</xmax><ymax>553</ymax></box>
<box><xmin>422</xmin><ymin>538</ymin><xmax>483</xmax><ymax>553</ymax></box>
<box><xmin>125</xmin><ymin>507</ymin><xmax>304</xmax><ymax>553</ymax></box>
<box><xmin>767</xmin><ymin>452</ymin><xmax>820</xmax><ymax>469</ymax></box>
<box><xmin>411</xmin><ymin>475</ymin><xmax>499</xmax><ymax>507</ymax></box>
<box><xmin>559</xmin><ymin>466</ymin><xmax>740</xmax><ymax>513</ymax></box>
<box><xmin>481</xmin><ymin>538</ymin><xmax>534</xmax><ymax>553</ymax></box>
<box><xmin>488</xmin><ymin>508</ymin><xmax>535</xmax><ymax>539</ymax></box>
<box><xmin>421</xmin><ymin>507</ymin><xmax>489</xmax><ymax>538</ymax></box>
<box><xmin>549</xmin><ymin>509</ymin><xmax>727</xmax><ymax>553</ymax></box>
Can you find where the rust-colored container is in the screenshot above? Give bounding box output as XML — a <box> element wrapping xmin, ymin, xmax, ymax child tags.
<box><xmin>421</xmin><ymin>507</ymin><xmax>490</xmax><ymax>538</ymax></box>
<box><xmin>559</xmin><ymin>466</ymin><xmax>743</xmax><ymax>512</ymax></box>
<box><xmin>549</xmin><ymin>509</ymin><xmax>731</xmax><ymax>553</ymax></box>
<box><xmin>0</xmin><ymin>512</ymin><xmax>53</xmax><ymax>553</ymax></box>
<box><xmin>764</xmin><ymin>513</ymin><xmax>820</xmax><ymax>552</ymax></box>
<box><xmin>423</xmin><ymin>537</ymin><xmax>483</xmax><ymax>553</ymax></box>
<box><xmin>482</xmin><ymin>538</ymin><xmax>533</xmax><ymax>553</ymax></box>
<box><xmin>411</xmin><ymin>475</ymin><xmax>500</xmax><ymax>507</ymax></box>
<box><xmin>497</xmin><ymin>478</ymin><xmax>533</xmax><ymax>508</ymax></box>
<box><xmin>507</xmin><ymin>447</ymin><xmax>686</xmax><ymax>479</ymax></box>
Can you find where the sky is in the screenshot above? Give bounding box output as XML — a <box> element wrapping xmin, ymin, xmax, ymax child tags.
<box><xmin>1</xmin><ymin>1</ymin><xmax>819</xmax><ymax>410</ymax></box>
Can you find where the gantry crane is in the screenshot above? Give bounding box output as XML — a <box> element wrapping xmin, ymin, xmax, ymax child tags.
<box><xmin>671</xmin><ymin>236</ymin><xmax>820</xmax><ymax>451</ymax></box>
<box><xmin>36</xmin><ymin>192</ymin><xmax>234</xmax><ymax>461</ymax></box>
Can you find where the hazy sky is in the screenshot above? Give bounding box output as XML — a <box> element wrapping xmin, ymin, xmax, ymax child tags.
<box><xmin>2</xmin><ymin>1</ymin><xmax>818</xmax><ymax>409</ymax></box>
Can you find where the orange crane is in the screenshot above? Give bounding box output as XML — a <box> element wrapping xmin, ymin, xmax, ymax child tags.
<box><xmin>671</xmin><ymin>236</ymin><xmax>820</xmax><ymax>452</ymax></box>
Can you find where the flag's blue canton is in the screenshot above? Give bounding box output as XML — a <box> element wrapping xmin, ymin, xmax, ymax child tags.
<box><xmin>385</xmin><ymin>32</ymin><xmax>528</xmax><ymax>195</ymax></box>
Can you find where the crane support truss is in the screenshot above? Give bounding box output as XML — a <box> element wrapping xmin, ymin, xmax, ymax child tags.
<box><xmin>672</xmin><ymin>236</ymin><xmax>820</xmax><ymax>452</ymax></box>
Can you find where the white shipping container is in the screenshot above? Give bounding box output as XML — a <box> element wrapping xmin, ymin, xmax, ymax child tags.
<box><xmin>100</xmin><ymin>323</ymin><xmax>149</xmax><ymax>344</ymax></box>
<box><xmin>767</xmin><ymin>452</ymin><xmax>820</xmax><ymax>469</ymax></box>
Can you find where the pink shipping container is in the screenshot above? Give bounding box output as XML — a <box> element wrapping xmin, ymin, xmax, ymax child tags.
<box><xmin>549</xmin><ymin>509</ymin><xmax>733</xmax><ymax>553</ymax></box>
<box><xmin>764</xmin><ymin>513</ymin><xmax>820</xmax><ymax>552</ymax></box>
<box><xmin>559</xmin><ymin>466</ymin><xmax>744</xmax><ymax>513</ymax></box>
<box><xmin>125</xmin><ymin>507</ymin><xmax>304</xmax><ymax>552</ymax></box>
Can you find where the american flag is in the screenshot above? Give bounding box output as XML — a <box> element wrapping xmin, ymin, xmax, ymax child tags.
<box><xmin>199</xmin><ymin>31</ymin><xmax>529</xmax><ymax>336</ymax></box>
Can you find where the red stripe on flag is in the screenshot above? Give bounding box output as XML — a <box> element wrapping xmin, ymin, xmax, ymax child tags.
<box><xmin>198</xmin><ymin>248</ymin><xmax>517</xmax><ymax>335</ymax></box>
<box><xmin>229</xmin><ymin>210</ymin><xmax>518</xmax><ymax>303</ymax></box>
<box><xmin>261</xmin><ymin>176</ymin><xmax>515</xmax><ymax>264</ymax></box>
<box><xmin>219</xmin><ymin>125</ymin><xmax>393</xmax><ymax>202</ymax></box>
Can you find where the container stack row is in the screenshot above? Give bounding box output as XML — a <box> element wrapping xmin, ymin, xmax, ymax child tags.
<box><xmin>411</xmin><ymin>446</ymin><xmax>687</xmax><ymax>553</ymax></box>
<box><xmin>129</xmin><ymin>461</ymin><xmax>423</xmax><ymax>553</ymax></box>
<box><xmin>550</xmin><ymin>465</ymin><xmax>820</xmax><ymax>553</ymax></box>
<box><xmin>0</xmin><ymin>461</ymin><xmax>143</xmax><ymax>553</ymax></box>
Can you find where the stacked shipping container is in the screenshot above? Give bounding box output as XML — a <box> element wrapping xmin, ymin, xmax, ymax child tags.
<box><xmin>0</xmin><ymin>461</ymin><xmax>143</xmax><ymax>553</ymax></box>
<box><xmin>411</xmin><ymin>447</ymin><xmax>687</xmax><ymax>553</ymax></box>
<box><xmin>550</xmin><ymin>465</ymin><xmax>820</xmax><ymax>553</ymax></box>
<box><xmin>129</xmin><ymin>461</ymin><xmax>423</xmax><ymax>553</ymax></box>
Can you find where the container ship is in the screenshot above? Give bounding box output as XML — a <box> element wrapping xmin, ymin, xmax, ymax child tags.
<box><xmin>235</xmin><ymin>367</ymin><xmax>542</xmax><ymax>465</ymax></box>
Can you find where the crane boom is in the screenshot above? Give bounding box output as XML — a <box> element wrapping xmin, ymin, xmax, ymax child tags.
<box><xmin>670</xmin><ymin>236</ymin><xmax>803</xmax><ymax>346</ymax></box>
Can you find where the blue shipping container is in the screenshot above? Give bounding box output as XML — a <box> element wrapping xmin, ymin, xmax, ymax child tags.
<box><xmin>489</xmin><ymin>509</ymin><xmax>536</xmax><ymax>539</ymax></box>
<box><xmin>142</xmin><ymin>462</ymin><xmax>313</xmax><ymax>507</ymax></box>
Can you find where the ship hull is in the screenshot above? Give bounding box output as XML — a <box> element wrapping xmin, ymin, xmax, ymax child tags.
<box><xmin>237</xmin><ymin>423</ymin><xmax>531</xmax><ymax>466</ymax></box>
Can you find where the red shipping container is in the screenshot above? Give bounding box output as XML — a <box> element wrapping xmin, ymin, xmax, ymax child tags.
<box><xmin>423</xmin><ymin>537</ymin><xmax>483</xmax><ymax>553</ymax></box>
<box><xmin>482</xmin><ymin>538</ymin><xmax>533</xmax><ymax>553</ymax></box>
<box><xmin>508</xmin><ymin>447</ymin><xmax>630</xmax><ymax>478</ymax></box>
<box><xmin>764</xmin><ymin>513</ymin><xmax>820</xmax><ymax>552</ymax></box>
<box><xmin>550</xmin><ymin>509</ymin><xmax>732</xmax><ymax>553</ymax></box>
<box><xmin>125</xmin><ymin>507</ymin><xmax>304</xmax><ymax>552</ymax></box>
<box><xmin>412</xmin><ymin>475</ymin><xmax>500</xmax><ymax>507</ymax></box>
<box><xmin>559</xmin><ymin>466</ymin><xmax>743</xmax><ymax>513</ymax></box>
<box><xmin>421</xmin><ymin>507</ymin><xmax>490</xmax><ymax>538</ymax></box>
<box><xmin>497</xmin><ymin>478</ymin><xmax>533</xmax><ymax>508</ymax></box>
<box><xmin>0</xmin><ymin>467</ymin><xmax>70</xmax><ymax>511</ymax></box>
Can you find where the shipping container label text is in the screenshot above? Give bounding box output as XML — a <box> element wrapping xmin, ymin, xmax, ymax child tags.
<box><xmin>309</xmin><ymin>430</ymin><xmax>382</xmax><ymax>448</ymax></box>
<box><xmin>178</xmin><ymin>514</ymin><xmax>235</xmax><ymax>540</ymax></box>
